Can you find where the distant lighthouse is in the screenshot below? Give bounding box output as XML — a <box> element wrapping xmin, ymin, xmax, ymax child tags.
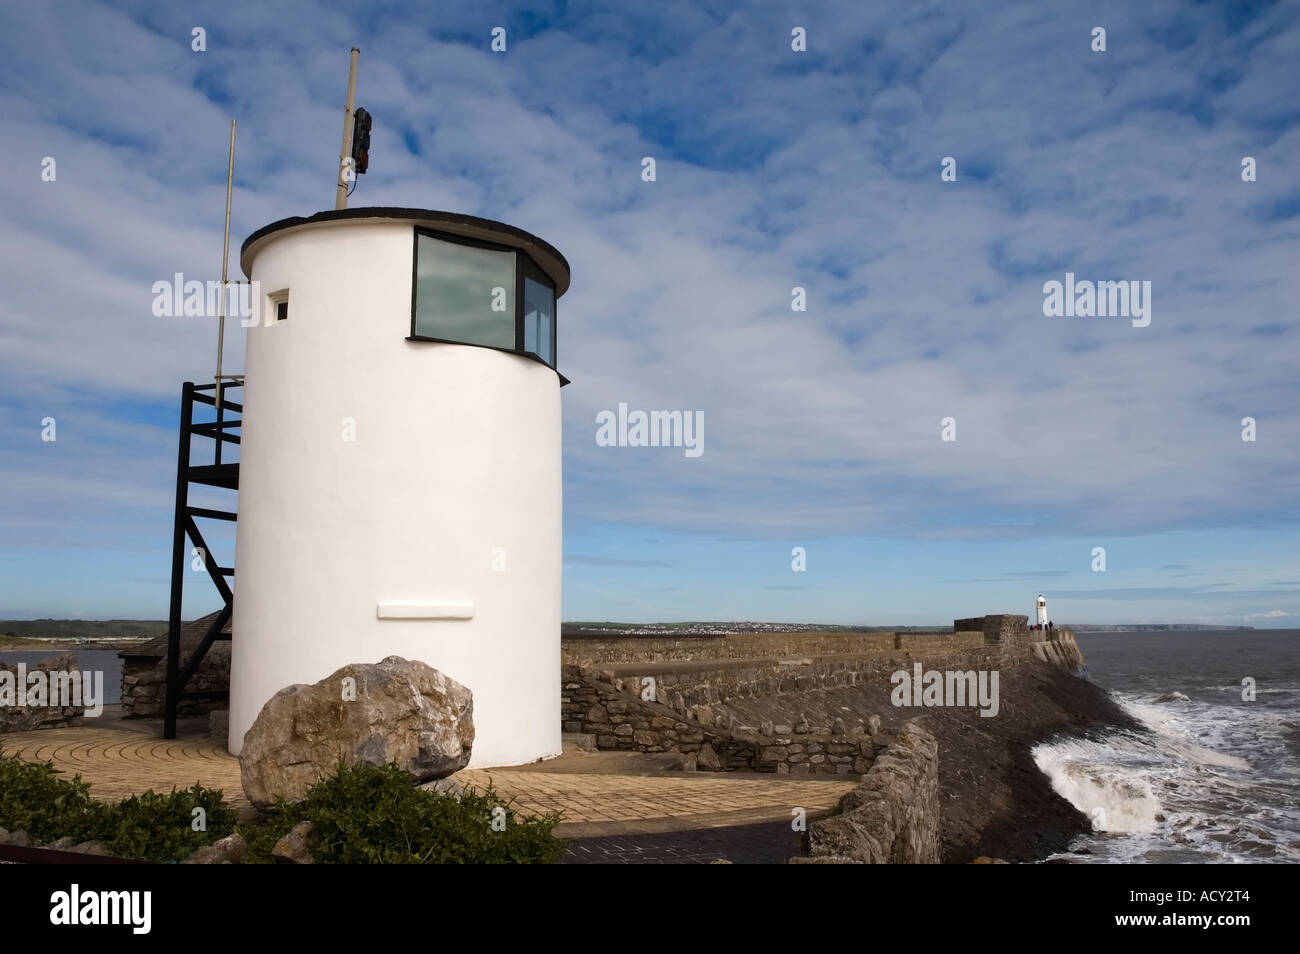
<box><xmin>1036</xmin><ymin>594</ymin><xmax>1048</xmax><ymax>628</ymax></box>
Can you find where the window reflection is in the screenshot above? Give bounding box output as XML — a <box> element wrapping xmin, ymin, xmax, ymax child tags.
<box><xmin>413</xmin><ymin>233</ymin><xmax>515</xmax><ymax>349</ymax></box>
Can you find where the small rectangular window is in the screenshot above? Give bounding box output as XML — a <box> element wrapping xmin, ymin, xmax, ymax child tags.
<box><xmin>268</xmin><ymin>289</ymin><xmax>289</xmax><ymax>322</ymax></box>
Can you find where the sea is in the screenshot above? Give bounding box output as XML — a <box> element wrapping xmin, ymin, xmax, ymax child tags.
<box><xmin>0</xmin><ymin>649</ymin><xmax>124</xmax><ymax>705</ymax></box>
<box><xmin>1033</xmin><ymin>629</ymin><xmax>1300</xmax><ymax>863</ymax></box>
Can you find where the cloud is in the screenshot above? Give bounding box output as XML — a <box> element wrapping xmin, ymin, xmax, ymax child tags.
<box><xmin>1</xmin><ymin>0</ymin><xmax>1298</xmax><ymax>619</ymax></box>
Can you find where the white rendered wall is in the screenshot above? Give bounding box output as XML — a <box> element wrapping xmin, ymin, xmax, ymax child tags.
<box><xmin>230</xmin><ymin>220</ymin><xmax>562</xmax><ymax>768</ymax></box>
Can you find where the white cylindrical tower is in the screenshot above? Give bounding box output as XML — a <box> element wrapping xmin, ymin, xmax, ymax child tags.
<box><xmin>1036</xmin><ymin>594</ymin><xmax>1048</xmax><ymax>628</ymax></box>
<box><xmin>229</xmin><ymin>208</ymin><xmax>570</xmax><ymax>768</ymax></box>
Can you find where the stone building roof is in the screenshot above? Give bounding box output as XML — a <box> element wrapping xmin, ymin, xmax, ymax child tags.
<box><xmin>118</xmin><ymin>610</ymin><xmax>230</xmax><ymax>661</ymax></box>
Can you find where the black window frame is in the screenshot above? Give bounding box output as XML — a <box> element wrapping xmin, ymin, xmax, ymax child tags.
<box><xmin>408</xmin><ymin>226</ymin><xmax>564</xmax><ymax>383</ymax></box>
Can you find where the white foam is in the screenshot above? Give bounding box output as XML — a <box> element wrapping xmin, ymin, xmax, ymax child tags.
<box><xmin>1034</xmin><ymin>685</ymin><xmax>1297</xmax><ymax>863</ymax></box>
<box><xmin>1033</xmin><ymin>737</ymin><xmax>1160</xmax><ymax>833</ymax></box>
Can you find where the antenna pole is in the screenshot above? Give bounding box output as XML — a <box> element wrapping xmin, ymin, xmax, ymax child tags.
<box><xmin>215</xmin><ymin>118</ymin><xmax>236</xmax><ymax>465</ymax></box>
<box><xmin>335</xmin><ymin>47</ymin><xmax>360</xmax><ymax>210</ymax></box>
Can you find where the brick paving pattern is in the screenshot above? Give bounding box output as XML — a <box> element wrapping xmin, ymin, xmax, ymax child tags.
<box><xmin>2</xmin><ymin>725</ymin><xmax>854</xmax><ymax>851</ymax></box>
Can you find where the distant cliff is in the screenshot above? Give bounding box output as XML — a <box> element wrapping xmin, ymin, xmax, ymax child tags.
<box><xmin>1068</xmin><ymin>624</ymin><xmax>1253</xmax><ymax>632</ymax></box>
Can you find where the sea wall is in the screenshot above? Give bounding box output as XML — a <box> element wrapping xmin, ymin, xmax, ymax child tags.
<box><xmin>591</xmin><ymin>643</ymin><xmax>1000</xmax><ymax>725</ymax></box>
<box><xmin>562</xmin><ymin>631</ymin><xmax>899</xmax><ymax>665</ymax></box>
<box><xmin>795</xmin><ymin>720</ymin><xmax>940</xmax><ymax>864</ymax></box>
<box><xmin>561</xmin><ymin>616</ymin><xmax>1085</xmax><ymax>777</ymax></box>
<box><xmin>561</xmin><ymin>663</ymin><xmax>882</xmax><ymax>775</ymax></box>
<box><xmin>1030</xmin><ymin>630</ymin><xmax>1085</xmax><ymax>671</ymax></box>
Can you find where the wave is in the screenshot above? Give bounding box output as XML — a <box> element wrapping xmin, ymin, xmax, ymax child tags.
<box><xmin>1032</xmin><ymin>687</ymin><xmax>1299</xmax><ymax>863</ymax></box>
<box><xmin>1033</xmin><ymin>736</ymin><xmax>1160</xmax><ymax>833</ymax></box>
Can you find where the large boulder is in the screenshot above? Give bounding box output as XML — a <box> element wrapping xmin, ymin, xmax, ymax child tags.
<box><xmin>238</xmin><ymin>656</ymin><xmax>474</xmax><ymax>810</ymax></box>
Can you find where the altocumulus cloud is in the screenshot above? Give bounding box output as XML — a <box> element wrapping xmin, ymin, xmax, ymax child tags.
<box><xmin>0</xmin><ymin>0</ymin><xmax>1297</xmax><ymax>620</ymax></box>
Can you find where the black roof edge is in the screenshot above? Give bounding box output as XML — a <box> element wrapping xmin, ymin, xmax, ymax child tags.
<box><xmin>240</xmin><ymin>207</ymin><xmax>571</xmax><ymax>294</ymax></box>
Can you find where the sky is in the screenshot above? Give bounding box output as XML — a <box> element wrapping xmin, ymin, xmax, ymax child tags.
<box><xmin>0</xmin><ymin>0</ymin><xmax>1297</xmax><ymax>627</ymax></box>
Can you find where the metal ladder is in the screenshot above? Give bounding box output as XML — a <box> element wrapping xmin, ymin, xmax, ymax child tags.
<box><xmin>163</xmin><ymin>379</ymin><xmax>241</xmax><ymax>739</ymax></box>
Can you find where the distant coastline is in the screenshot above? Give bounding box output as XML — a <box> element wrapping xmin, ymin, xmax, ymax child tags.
<box><xmin>1066</xmin><ymin>624</ymin><xmax>1255</xmax><ymax>632</ymax></box>
<box><xmin>0</xmin><ymin>618</ymin><xmax>1258</xmax><ymax>647</ymax></box>
<box><xmin>560</xmin><ymin>621</ymin><xmax>1257</xmax><ymax>637</ymax></box>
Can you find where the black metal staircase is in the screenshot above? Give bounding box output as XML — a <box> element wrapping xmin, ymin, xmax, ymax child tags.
<box><xmin>163</xmin><ymin>380</ymin><xmax>241</xmax><ymax>738</ymax></box>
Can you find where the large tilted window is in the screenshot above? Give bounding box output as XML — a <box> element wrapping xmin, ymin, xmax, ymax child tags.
<box><xmin>410</xmin><ymin>228</ymin><xmax>558</xmax><ymax>371</ymax></box>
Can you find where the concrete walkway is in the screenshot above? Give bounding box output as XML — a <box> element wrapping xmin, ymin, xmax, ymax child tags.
<box><xmin>1</xmin><ymin>721</ymin><xmax>854</xmax><ymax>842</ymax></box>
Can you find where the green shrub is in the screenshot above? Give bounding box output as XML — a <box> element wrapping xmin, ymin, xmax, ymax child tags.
<box><xmin>101</xmin><ymin>784</ymin><xmax>238</xmax><ymax>863</ymax></box>
<box><xmin>1</xmin><ymin>750</ymin><xmax>566</xmax><ymax>864</ymax></box>
<box><xmin>0</xmin><ymin>747</ymin><xmax>108</xmax><ymax>843</ymax></box>
<box><xmin>240</xmin><ymin>761</ymin><xmax>566</xmax><ymax>864</ymax></box>
<box><xmin>0</xmin><ymin>749</ymin><xmax>234</xmax><ymax>861</ymax></box>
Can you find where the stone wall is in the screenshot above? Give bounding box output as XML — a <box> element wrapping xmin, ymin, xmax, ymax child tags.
<box><xmin>562</xmin><ymin>663</ymin><xmax>715</xmax><ymax>758</ymax></box>
<box><xmin>980</xmin><ymin>614</ymin><xmax>1030</xmax><ymax>645</ymax></box>
<box><xmin>796</xmin><ymin>720</ymin><xmax>940</xmax><ymax>863</ymax></box>
<box><xmin>563</xmin><ymin>631</ymin><xmax>897</xmax><ymax>665</ymax></box>
<box><xmin>561</xmin><ymin>664</ymin><xmax>881</xmax><ymax>775</ymax></box>
<box><xmin>593</xmin><ymin>641</ymin><xmax>1013</xmax><ymax>724</ymax></box>
<box><xmin>1030</xmin><ymin>629</ymin><xmax>1085</xmax><ymax>672</ymax></box>
<box><xmin>120</xmin><ymin>644</ymin><xmax>230</xmax><ymax>719</ymax></box>
<box><xmin>0</xmin><ymin>654</ymin><xmax>86</xmax><ymax>732</ymax></box>
<box><xmin>895</xmin><ymin>631</ymin><xmax>984</xmax><ymax>653</ymax></box>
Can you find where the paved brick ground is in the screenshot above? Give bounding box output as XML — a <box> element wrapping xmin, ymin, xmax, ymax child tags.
<box><xmin>457</xmin><ymin>765</ymin><xmax>851</xmax><ymax>837</ymax></box>
<box><xmin>562</xmin><ymin>820</ymin><xmax>805</xmax><ymax>864</ymax></box>
<box><xmin>2</xmin><ymin>723</ymin><xmax>259</xmax><ymax>817</ymax></box>
<box><xmin>1</xmin><ymin>723</ymin><xmax>854</xmax><ymax>847</ymax></box>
